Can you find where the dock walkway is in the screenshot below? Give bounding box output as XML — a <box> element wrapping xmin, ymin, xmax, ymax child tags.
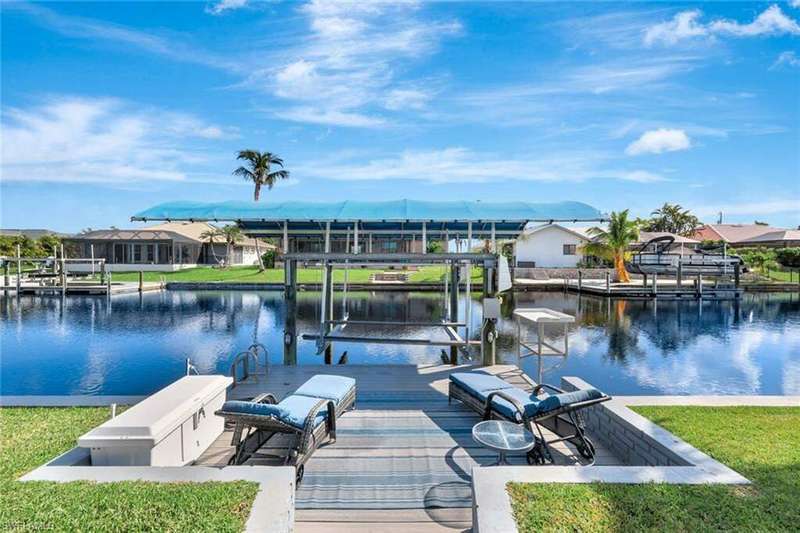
<box><xmin>197</xmin><ymin>364</ymin><xmax>620</xmax><ymax>532</ymax></box>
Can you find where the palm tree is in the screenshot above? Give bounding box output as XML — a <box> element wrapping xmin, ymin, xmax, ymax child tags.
<box><xmin>233</xmin><ymin>150</ymin><xmax>290</xmax><ymax>202</ymax></box>
<box><xmin>644</xmin><ymin>203</ymin><xmax>700</xmax><ymax>236</ymax></box>
<box><xmin>220</xmin><ymin>224</ymin><xmax>243</xmax><ymax>266</ymax></box>
<box><xmin>200</xmin><ymin>227</ymin><xmax>223</xmax><ymax>265</ymax></box>
<box><xmin>580</xmin><ymin>210</ymin><xmax>640</xmax><ymax>283</ymax></box>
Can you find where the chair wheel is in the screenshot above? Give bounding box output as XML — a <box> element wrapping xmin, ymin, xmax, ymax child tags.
<box><xmin>296</xmin><ymin>465</ymin><xmax>305</xmax><ymax>484</ymax></box>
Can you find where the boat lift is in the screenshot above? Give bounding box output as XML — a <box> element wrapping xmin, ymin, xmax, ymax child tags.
<box><xmin>282</xmin><ymin>252</ymin><xmax>502</xmax><ymax>366</ymax></box>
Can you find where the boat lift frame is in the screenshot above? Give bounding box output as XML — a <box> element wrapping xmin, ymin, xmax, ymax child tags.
<box><xmin>281</xmin><ymin>252</ymin><xmax>500</xmax><ymax>367</ymax></box>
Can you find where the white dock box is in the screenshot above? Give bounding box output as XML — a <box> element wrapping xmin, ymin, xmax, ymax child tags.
<box><xmin>78</xmin><ymin>375</ymin><xmax>232</xmax><ymax>466</ymax></box>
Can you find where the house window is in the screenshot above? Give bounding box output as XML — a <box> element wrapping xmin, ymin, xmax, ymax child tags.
<box><xmin>563</xmin><ymin>244</ymin><xmax>577</xmax><ymax>255</ymax></box>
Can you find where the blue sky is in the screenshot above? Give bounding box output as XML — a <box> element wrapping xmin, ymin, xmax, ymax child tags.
<box><xmin>1</xmin><ymin>1</ymin><xmax>798</xmax><ymax>232</ymax></box>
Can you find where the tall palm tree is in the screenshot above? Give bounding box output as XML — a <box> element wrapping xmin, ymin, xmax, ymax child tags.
<box><xmin>233</xmin><ymin>150</ymin><xmax>290</xmax><ymax>201</ymax></box>
<box><xmin>580</xmin><ymin>210</ymin><xmax>640</xmax><ymax>283</ymax></box>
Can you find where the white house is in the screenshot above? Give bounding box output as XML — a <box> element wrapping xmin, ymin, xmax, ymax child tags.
<box><xmin>514</xmin><ymin>223</ymin><xmax>592</xmax><ymax>268</ymax></box>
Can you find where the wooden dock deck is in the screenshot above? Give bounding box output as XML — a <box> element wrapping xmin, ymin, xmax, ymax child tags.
<box><xmin>197</xmin><ymin>364</ymin><xmax>621</xmax><ymax>532</ymax></box>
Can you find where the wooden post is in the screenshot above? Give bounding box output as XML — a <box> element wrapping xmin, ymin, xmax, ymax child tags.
<box><xmin>653</xmin><ymin>273</ymin><xmax>658</xmax><ymax>296</ymax></box>
<box><xmin>577</xmin><ymin>270</ymin><xmax>583</xmax><ymax>291</ymax></box>
<box><xmin>643</xmin><ymin>273</ymin><xmax>648</xmax><ymax>288</ymax></box>
<box><xmin>734</xmin><ymin>262</ymin><xmax>740</xmax><ymax>288</ymax></box>
<box><xmin>284</xmin><ymin>259</ymin><xmax>297</xmax><ymax>365</ymax></box>
<box><xmin>106</xmin><ymin>266</ymin><xmax>112</xmax><ymax>294</ymax></box>
<box><xmin>449</xmin><ymin>261</ymin><xmax>460</xmax><ymax>365</ymax></box>
<box><xmin>138</xmin><ymin>271</ymin><xmax>144</xmax><ymax>292</ymax></box>
<box><xmin>353</xmin><ymin>221</ymin><xmax>359</xmax><ymax>254</ymax></box>
<box><xmin>422</xmin><ymin>221</ymin><xmax>427</xmax><ymax>254</ymax></box>
<box><xmin>467</xmin><ymin>222</ymin><xmax>473</xmax><ymax>252</ymax></box>
<box><xmin>91</xmin><ymin>244</ymin><xmax>96</xmax><ymax>276</ymax></box>
<box><xmin>491</xmin><ymin>222</ymin><xmax>496</xmax><ymax>253</ymax></box>
<box><xmin>324</xmin><ymin>222</ymin><xmax>331</xmax><ymax>254</ymax></box>
<box><xmin>605</xmin><ymin>271</ymin><xmax>610</xmax><ymax>294</ymax></box>
<box><xmin>3</xmin><ymin>262</ymin><xmax>9</xmax><ymax>293</ymax></box>
<box><xmin>697</xmin><ymin>274</ymin><xmax>703</xmax><ymax>298</ymax></box>
<box><xmin>676</xmin><ymin>262</ymin><xmax>683</xmax><ymax>289</ymax></box>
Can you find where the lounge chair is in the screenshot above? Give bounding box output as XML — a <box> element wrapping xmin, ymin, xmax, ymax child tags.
<box><xmin>448</xmin><ymin>371</ymin><xmax>610</xmax><ymax>464</ymax></box>
<box><xmin>216</xmin><ymin>374</ymin><xmax>356</xmax><ymax>481</ymax></box>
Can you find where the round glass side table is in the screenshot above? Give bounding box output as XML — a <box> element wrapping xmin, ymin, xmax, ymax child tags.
<box><xmin>472</xmin><ymin>420</ymin><xmax>536</xmax><ymax>465</ymax></box>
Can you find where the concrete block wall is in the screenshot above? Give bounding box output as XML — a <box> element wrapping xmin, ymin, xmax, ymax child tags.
<box><xmin>561</xmin><ymin>377</ymin><xmax>691</xmax><ymax>467</ymax></box>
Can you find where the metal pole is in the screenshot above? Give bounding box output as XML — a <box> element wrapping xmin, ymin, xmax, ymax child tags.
<box><xmin>449</xmin><ymin>261</ymin><xmax>460</xmax><ymax>365</ymax></box>
<box><xmin>283</xmin><ymin>221</ymin><xmax>289</xmax><ymax>255</ymax></box>
<box><xmin>481</xmin><ymin>260</ymin><xmax>497</xmax><ymax>367</ymax></box>
<box><xmin>422</xmin><ymin>222</ymin><xmax>427</xmax><ymax>254</ymax></box>
<box><xmin>324</xmin><ymin>262</ymin><xmax>334</xmax><ymax>364</ymax></box>
<box><xmin>16</xmin><ymin>244</ymin><xmax>21</xmax><ymax>293</ymax></box>
<box><xmin>284</xmin><ymin>259</ymin><xmax>297</xmax><ymax>365</ymax></box>
<box><xmin>138</xmin><ymin>271</ymin><xmax>144</xmax><ymax>292</ymax></box>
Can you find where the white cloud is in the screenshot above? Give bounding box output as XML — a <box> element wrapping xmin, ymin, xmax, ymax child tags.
<box><xmin>297</xmin><ymin>147</ymin><xmax>665</xmax><ymax>184</ymax></box>
<box><xmin>383</xmin><ymin>88</ymin><xmax>434</xmax><ymax>111</ymax></box>
<box><xmin>264</xmin><ymin>0</ymin><xmax>461</xmax><ymax>127</ymax></box>
<box><xmin>8</xmin><ymin>2</ymin><xmax>239</xmax><ymax>72</ymax></box>
<box><xmin>645</xmin><ymin>5</ymin><xmax>800</xmax><ymax>46</ymax></box>
<box><xmin>644</xmin><ymin>10</ymin><xmax>708</xmax><ymax>46</ymax></box>
<box><xmin>625</xmin><ymin>128</ymin><xmax>692</xmax><ymax>155</ymax></box>
<box><xmin>274</xmin><ymin>107</ymin><xmax>385</xmax><ymax>128</ymax></box>
<box><xmin>771</xmin><ymin>50</ymin><xmax>800</xmax><ymax>69</ymax></box>
<box><xmin>792</xmin><ymin>0</ymin><xmax>800</xmax><ymax>8</ymax></box>
<box><xmin>206</xmin><ymin>0</ymin><xmax>247</xmax><ymax>15</ymax></box>
<box><xmin>1</xmin><ymin>96</ymin><xmax>229</xmax><ymax>184</ymax></box>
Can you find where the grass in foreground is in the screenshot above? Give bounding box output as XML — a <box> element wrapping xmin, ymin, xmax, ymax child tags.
<box><xmin>508</xmin><ymin>406</ymin><xmax>800</xmax><ymax>532</ymax></box>
<box><xmin>110</xmin><ymin>265</ymin><xmax>482</xmax><ymax>284</ymax></box>
<box><xmin>0</xmin><ymin>407</ymin><xmax>258</xmax><ymax>532</ymax></box>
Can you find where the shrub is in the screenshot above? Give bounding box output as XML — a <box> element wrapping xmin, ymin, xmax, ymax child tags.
<box><xmin>261</xmin><ymin>249</ymin><xmax>277</xmax><ymax>269</ymax></box>
<box><xmin>737</xmin><ymin>247</ymin><xmax>778</xmax><ymax>271</ymax></box>
<box><xmin>775</xmin><ymin>247</ymin><xmax>800</xmax><ymax>269</ymax></box>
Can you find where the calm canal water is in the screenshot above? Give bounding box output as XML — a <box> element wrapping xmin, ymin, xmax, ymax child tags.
<box><xmin>1</xmin><ymin>290</ymin><xmax>798</xmax><ymax>396</ymax></box>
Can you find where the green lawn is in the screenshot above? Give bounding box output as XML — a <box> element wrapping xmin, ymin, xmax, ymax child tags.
<box><xmin>110</xmin><ymin>265</ymin><xmax>483</xmax><ymax>284</ymax></box>
<box><xmin>0</xmin><ymin>407</ymin><xmax>258</xmax><ymax>532</ymax></box>
<box><xmin>508</xmin><ymin>406</ymin><xmax>800</xmax><ymax>532</ymax></box>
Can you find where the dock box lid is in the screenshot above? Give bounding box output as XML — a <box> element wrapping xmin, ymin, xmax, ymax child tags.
<box><xmin>513</xmin><ymin>308</ymin><xmax>575</xmax><ymax>324</ymax></box>
<box><xmin>78</xmin><ymin>375</ymin><xmax>232</xmax><ymax>447</ymax></box>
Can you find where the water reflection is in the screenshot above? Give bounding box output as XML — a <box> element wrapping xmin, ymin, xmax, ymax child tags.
<box><xmin>1</xmin><ymin>290</ymin><xmax>798</xmax><ymax>396</ymax></box>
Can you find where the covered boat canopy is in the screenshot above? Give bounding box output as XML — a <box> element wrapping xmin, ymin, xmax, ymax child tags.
<box><xmin>132</xmin><ymin>199</ymin><xmax>604</xmax><ymax>238</ymax></box>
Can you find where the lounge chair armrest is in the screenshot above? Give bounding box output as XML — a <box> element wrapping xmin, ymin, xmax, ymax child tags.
<box><xmin>532</xmin><ymin>383</ymin><xmax>565</xmax><ymax>396</ymax></box>
<box><xmin>252</xmin><ymin>393</ymin><xmax>277</xmax><ymax>405</ymax></box>
<box><xmin>485</xmin><ymin>390</ymin><xmax>528</xmax><ymax>421</ymax></box>
<box><xmin>299</xmin><ymin>399</ymin><xmax>329</xmax><ymax>455</ymax></box>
